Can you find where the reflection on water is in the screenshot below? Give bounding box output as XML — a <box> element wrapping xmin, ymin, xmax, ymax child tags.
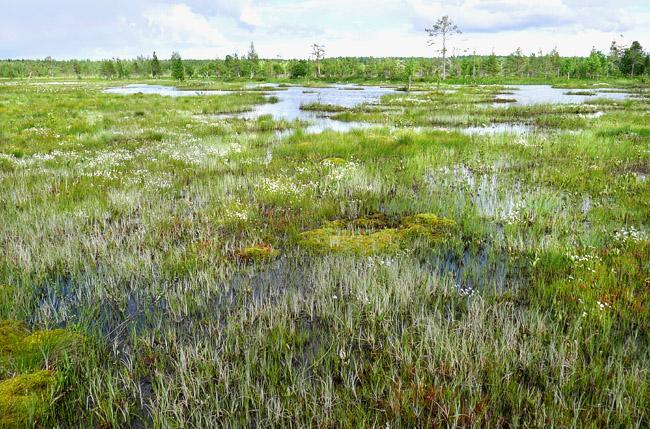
<box><xmin>241</xmin><ymin>84</ymin><xmax>395</xmax><ymax>133</ymax></box>
<box><xmin>505</xmin><ymin>85</ymin><xmax>630</xmax><ymax>105</ymax></box>
<box><xmin>104</xmin><ymin>83</ymin><xmax>629</xmax><ymax>135</ymax></box>
<box><xmin>104</xmin><ymin>83</ymin><xmax>394</xmax><ymax>133</ymax></box>
<box><xmin>461</xmin><ymin>123</ymin><xmax>533</xmax><ymax>135</ymax></box>
<box><xmin>104</xmin><ymin>84</ymin><xmax>231</xmax><ymax>97</ymax></box>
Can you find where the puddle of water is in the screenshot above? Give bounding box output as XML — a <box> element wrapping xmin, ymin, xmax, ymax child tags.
<box><xmin>461</xmin><ymin>123</ymin><xmax>533</xmax><ymax>135</ymax></box>
<box><xmin>430</xmin><ymin>244</ymin><xmax>516</xmax><ymax>293</ymax></box>
<box><xmin>276</xmin><ymin>120</ymin><xmax>379</xmax><ymax>137</ymax></box>
<box><xmin>247</xmin><ymin>84</ymin><xmax>396</xmax><ymax>133</ymax></box>
<box><xmin>241</xmin><ymin>85</ymin><xmax>393</xmax><ymax>119</ymax></box>
<box><xmin>583</xmin><ymin>111</ymin><xmax>605</xmax><ymax>119</ymax></box>
<box><xmin>104</xmin><ymin>84</ymin><xmax>231</xmax><ymax>97</ymax></box>
<box><xmin>408</xmin><ymin>124</ymin><xmax>534</xmax><ymax>136</ymax></box>
<box><xmin>504</xmin><ymin>85</ymin><xmax>631</xmax><ymax>106</ymax></box>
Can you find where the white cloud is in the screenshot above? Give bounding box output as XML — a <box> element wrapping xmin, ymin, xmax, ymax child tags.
<box><xmin>187</xmin><ymin>0</ymin><xmax>262</xmax><ymax>27</ymax></box>
<box><xmin>405</xmin><ymin>0</ymin><xmax>640</xmax><ymax>33</ymax></box>
<box><xmin>145</xmin><ymin>3</ymin><xmax>227</xmax><ymax>46</ymax></box>
<box><xmin>239</xmin><ymin>4</ymin><xmax>262</xmax><ymax>27</ymax></box>
<box><xmin>0</xmin><ymin>0</ymin><xmax>648</xmax><ymax>59</ymax></box>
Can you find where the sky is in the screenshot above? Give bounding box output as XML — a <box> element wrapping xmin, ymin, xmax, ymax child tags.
<box><xmin>1</xmin><ymin>0</ymin><xmax>649</xmax><ymax>60</ymax></box>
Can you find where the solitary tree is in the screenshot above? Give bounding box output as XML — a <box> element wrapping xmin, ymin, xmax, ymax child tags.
<box><xmin>404</xmin><ymin>59</ymin><xmax>416</xmax><ymax>91</ymax></box>
<box><xmin>425</xmin><ymin>15</ymin><xmax>461</xmax><ymax>80</ymax></box>
<box><xmin>245</xmin><ymin>42</ymin><xmax>259</xmax><ymax>78</ymax></box>
<box><xmin>150</xmin><ymin>51</ymin><xmax>161</xmax><ymax>78</ymax></box>
<box><xmin>311</xmin><ymin>44</ymin><xmax>325</xmax><ymax>77</ymax></box>
<box><xmin>247</xmin><ymin>42</ymin><xmax>259</xmax><ymax>63</ymax></box>
<box><xmin>72</xmin><ymin>61</ymin><xmax>82</xmax><ymax>80</ymax></box>
<box><xmin>171</xmin><ymin>52</ymin><xmax>185</xmax><ymax>81</ymax></box>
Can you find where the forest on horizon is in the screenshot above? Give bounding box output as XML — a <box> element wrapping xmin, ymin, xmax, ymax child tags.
<box><xmin>1</xmin><ymin>41</ymin><xmax>648</xmax><ymax>81</ymax></box>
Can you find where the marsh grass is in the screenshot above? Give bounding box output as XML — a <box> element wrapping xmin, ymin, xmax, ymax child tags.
<box><xmin>299</xmin><ymin>102</ymin><xmax>349</xmax><ymax>112</ymax></box>
<box><xmin>0</xmin><ymin>80</ymin><xmax>648</xmax><ymax>427</ymax></box>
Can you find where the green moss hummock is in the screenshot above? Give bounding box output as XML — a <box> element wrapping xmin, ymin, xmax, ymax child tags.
<box><xmin>401</xmin><ymin>213</ymin><xmax>457</xmax><ymax>239</ymax></box>
<box><xmin>236</xmin><ymin>244</ymin><xmax>280</xmax><ymax>263</ymax></box>
<box><xmin>1</xmin><ymin>321</ymin><xmax>80</xmax><ymax>375</ymax></box>
<box><xmin>0</xmin><ymin>370</ymin><xmax>55</xmax><ymax>428</ymax></box>
<box><xmin>321</xmin><ymin>157</ymin><xmax>347</xmax><ymax>166</ymax></box>
<box><xmin>298</xmin><ymin>213</ymin><xmax>455</xmax><ymax>255</ymax></box>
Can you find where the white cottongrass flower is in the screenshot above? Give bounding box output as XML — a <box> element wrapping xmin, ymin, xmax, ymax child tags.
<box><xmin>614</xmin><ymin>226</ymin><xmax>647</xmax><ymax>243</ymax></box>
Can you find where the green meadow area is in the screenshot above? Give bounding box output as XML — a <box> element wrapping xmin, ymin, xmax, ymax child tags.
<box><xmin>0</xmin><ymin>78</ymin><xmax>649</xmax><ymax>427</ymax></box>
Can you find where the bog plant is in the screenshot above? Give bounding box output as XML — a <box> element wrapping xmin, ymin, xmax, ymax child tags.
<box><xmin>0</xmin><ymin>77</ymin><xmax>647</xmax><ymax>427</ymax></box>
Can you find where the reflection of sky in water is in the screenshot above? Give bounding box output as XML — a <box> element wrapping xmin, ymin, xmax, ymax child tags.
<box><xmin>105</xmin><ymin>83</ymin><xmax>395</xmax><ymax>134</ymax></box>
<box><xmin>103</xmin><ymin>84</ymin><xmax>230</xmax><ymax>97</ymax></box>
<box><xmin>104</xmin><ymin>84</ymin><xmax>631</xmax><ymax>134</ymax></box>
<box><xmin>505</xmin><ymin>85</ymin><xmax>630</xmax><ymax>105</ymax></box>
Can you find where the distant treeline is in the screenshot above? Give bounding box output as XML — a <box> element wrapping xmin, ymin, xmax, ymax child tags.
<box><xmin>1</xmin><ymin>42</ymin><xmax>648</xmax><ymax>81</ymax></box>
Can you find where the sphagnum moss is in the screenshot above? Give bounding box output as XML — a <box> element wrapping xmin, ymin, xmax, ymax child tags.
<box><xmin>236</xmin><ymin>243</ymin><xmax>280</xmax><ymax>263</ymax></box>
<box><xmin>298</xmin><ymin>213</ymin><xmax>455</xmax><ymax>254</ymax></box>
<box><xmin>1</xmin><ymin>320</ymin><xmax>80</xmax><ymax>374</ymax></box>
<box><xmin>0</xmin><ymin>370</ymin><xmax>55</xmax><ymax>428</ymax></box>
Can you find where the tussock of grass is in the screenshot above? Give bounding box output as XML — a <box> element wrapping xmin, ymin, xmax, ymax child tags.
<box><xmin>300</xmin><ymin>102</ymin><xmax>348</xmax><ymax>112</ymax></box>
<box><xmin>564</xmin><ymin>90</ymin><xmax>597</xmax><ymax>96</ymax></box>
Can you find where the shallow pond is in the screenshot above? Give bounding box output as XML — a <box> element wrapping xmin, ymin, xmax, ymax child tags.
<box><xmin>104</xmin><ymin>83</ymin><xmax>629</xmax><ymax>135</ymax></box>
<box><xmin>239</xmin><ymin>84</ymin><xmax>396</xmax><ymax>133</ymax></box>
<box><xmin>104</xmin><ymin>84</ymin><xmax>231</xmax><ymax>97</ymax></box>
<box><xmin>505</xmin><ymin>85</ymin><xmax>630</xmax><ymax>105</ymax></box>
<box><xmin>105</xmin><ymin>83</ymin><xmax>394</xmax><ymax>133</ymax></box>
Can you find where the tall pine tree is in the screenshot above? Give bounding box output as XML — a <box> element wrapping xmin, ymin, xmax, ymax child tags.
<box><xmin>150</xmin><ymin>51</ymin><xmax>161</xmax><ymax>78</ymax></box>
<box><xmin>171</xmin><ymin>52</ymin><xmax>185</xmax><ymax>81</ymax></box>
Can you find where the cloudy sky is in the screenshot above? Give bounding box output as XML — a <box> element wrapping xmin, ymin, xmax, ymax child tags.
<box><xmin>1</xmin><ymin>0</ymin><xmax>649</xmax><ymax>59</ymax></box>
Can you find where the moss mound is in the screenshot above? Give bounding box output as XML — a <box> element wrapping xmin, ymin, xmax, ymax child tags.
<box><xmin>401</xmin><ymin>213</ymin><xmax>457</xmax><ymax>239</ymax></box>
<box><xmin>236</xmin><ymin>244</ymin><xmax>279</xmax><ymax>263</ymax></box>
<box><xmin>0</xmin><ymin>321</ymin><xmax>81</xmax><ymax>426</ymax></box>
<box><xmin>299</xmin><ymin>226</ymin><xmax>401</xmax><ymax>255</ymax></box>
<box><xmin>299</xmin><ymin>213</ymin><xmax>455</xmax><ymax>255</ymax></box>
<box><xmin>0</xmin><ymin>321</ymin><xmax>30</xmax><ymax>356</ymax></box>
<box><xmin>1</xmin><ymin>321</ymin><xmax>80</xmax><ymax>375</ymax></box>
<box><xmin>0</xmin><ymin>370</ymin><xmax>55</xmax><ymax>428</ymax></box>
<box><xmin>321</xmin><ymin>157</ymin><xmax>347</xmax><ymax>166</ymax></box>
